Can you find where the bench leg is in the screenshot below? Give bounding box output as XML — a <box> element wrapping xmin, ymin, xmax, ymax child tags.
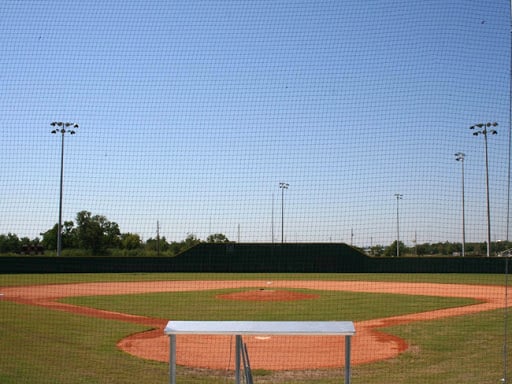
<box><xmin>345</xmin><ymin>335</ymin><xmax>351</xmax><ymax>384</ymax></box>
<box><xmin>169</xmin><ymin>335</ymin><xmax>176</xmax><ymax>384</ymax></box>
<box><xmin>235</xmin><ymin>335</ymin><xmax>242</xmax><ymax>384</ymax></box>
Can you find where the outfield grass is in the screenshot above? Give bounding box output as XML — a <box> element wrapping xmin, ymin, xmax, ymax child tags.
<box><xmin>0</xmin><ymin>272</ymin><xmax>507</xmax><ymax>286</ymax></box>
<box><xmin>0</xmin><ymin>273</ymin><xmax>510</xmax><ymax>383</ymax></box>
<box><xmin>358</xmin><ymin>309</ymin><xmax>509</xmax><ymax>384</ymax></box>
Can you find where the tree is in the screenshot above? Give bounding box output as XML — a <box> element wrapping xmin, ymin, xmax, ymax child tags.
<box><xmin>206</xmin><ymin>233</ymin><xmax>230</xmax><ymax>243</ymax></box>
<box><xmin>369</xmin><ymin>245</ymin><xmax>385</xmax><ymax>257</ymax></box>
<box><xmin>121</xmin><ymin>233</ymin><xmax>141</xmax><ymax>250</ymax></box>
<box><xmin>416</xmin><ymin>242</ymin><xmax>432</xmax><ymax>256</ymax></box>
<box><xmin>383</xmin><ymin>241</ymin><xmax>406</xmax><ymax>257</ymax></box>
<box><xmin>95</xmin><ymin>215</ymin><xmax>121</xmax><ymax>248</ymax></box>
<box><xmin>0</xmin><ymin>233</ymin><xmax>20</xmax><ymax>253</ymax></box>
<box><xmin>145</xmin><ymin>236</ymin><xmax>170</xmax><ymax>253</ymax></box>
<box><xmin>184</xmin><ymin>233</ymin><xmax>201</xmax><ymax>247</ymax></box>
<box><xmin>40</xmin><ymin>221</ymin><xmax>76</xmax><ymax>251</ymax></box>
<box><xmin>75</xmin><ymin>211</ymin><xmax>121</xmax><ymax>254</ymax></box>
<box><xmin>170</xmin><ymin>233</ymin><xmax>201</xmax><ymax>255</ymax></box>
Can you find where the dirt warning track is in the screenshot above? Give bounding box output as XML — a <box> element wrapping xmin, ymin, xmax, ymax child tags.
<box><xmin>1</xmin><ymin>280</ymin><xmax>506</xmax><ymax>370</ymax></box>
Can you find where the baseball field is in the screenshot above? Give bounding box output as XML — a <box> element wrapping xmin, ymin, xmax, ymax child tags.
<box><xmin>0</xmin><ymin>273</ymin><xmax>509</xmax><ymax>383</ymax></box>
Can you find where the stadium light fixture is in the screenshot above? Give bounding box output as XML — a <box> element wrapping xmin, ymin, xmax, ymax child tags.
<box><xmin>279</xmin><ymin>182</ymin><xmax>289</xmax><ymax>243</ymax></box>
<box><xmin>51</xmin><ymin>121</ymin><xmax>78</xmax><ymax>257</ymax></box>
<box><xmin>470</xmin><ymin>122</ymin><xmax>498</xmax><ymax>257</ymax></box>
<box><xmin>454</xmin><ymin>152</ymin><xmax>466</xmax><ymax>257</ymax></box>
<box><xmin>394</xmin><ymin>194</ymin><xmax>403</xmax><ymax>257</ymax></box>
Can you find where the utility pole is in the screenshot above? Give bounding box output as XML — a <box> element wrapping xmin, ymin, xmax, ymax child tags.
<box><xmin>279</xmin><ymin>183</ymin><xmax>289</xmax><ymax>243</ymax></box>
<box><xmin>157</xmin><ymin>221</ymin><xmax>160</xmax><ymax>257</ymax></box>
<box><xmin>271</xmin><ymin>194</ymin><xmax>274</xmax><ymax>244</ymax></box>
<box><xmin>394</xmin><ymin>194</ymin><xmax>403</xmax><ymax>257</ymax></box>
<box><xmin>455</xmin><ymin>152</ymin><xmax>466</xmax><ymax>257</ymax></box>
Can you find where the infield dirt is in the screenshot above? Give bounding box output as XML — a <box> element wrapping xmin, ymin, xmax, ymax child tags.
<box><xmin>1</xmin><ymin>280</ymin><xmax>505</xmax><ymax>370</ymax></box>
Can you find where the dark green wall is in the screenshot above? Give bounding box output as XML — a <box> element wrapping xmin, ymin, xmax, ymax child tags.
<box><xmin>0</xmin><ymin>243</ymin><xmax>508</xmax><ymax>273</ymax></box>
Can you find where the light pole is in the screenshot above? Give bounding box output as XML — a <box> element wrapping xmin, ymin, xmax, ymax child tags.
<box><xmin>470</xmin><ymin>122</ymin><xmax>498</xmax><ymax>257</ymax></box>
<box><xmin>455</xmin><ymin>152</ymin><xmax>466</xmax><ymax>257</ymax></box>
<box><xmin>51</xmin><ymin>121</ymin><xmax>78</xmax><ymax>257</ymax></box>
<box><xmin>394</xmin><ymin>194</ymin><xmax>403</xmax><ymax>257</ymax></box>
<box><xmin>279</xmin><ymin>182</ymin><xmax>289</xmax><ymax>243</ymax></box>
<box><xmin>271</xmin><ymin>193</ymin><xmax>275</xmax><ymax>244</ymax></box>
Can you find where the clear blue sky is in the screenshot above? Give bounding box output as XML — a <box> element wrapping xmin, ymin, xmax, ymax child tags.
<box><xmin>1</xmin><ymin>0</ymin><xmax>510</xmax><ymax>246</ymax></box>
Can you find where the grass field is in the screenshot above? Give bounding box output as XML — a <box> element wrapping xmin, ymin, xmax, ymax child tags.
<box><xmin>62</xmin><ymin>288</ymin><xmax>477</xmax><ymax>321</ymax></box>
<box><xmin>0</xmin><ymin>273</ymin><xmax>510</xmax><ymax>383</ymax></box>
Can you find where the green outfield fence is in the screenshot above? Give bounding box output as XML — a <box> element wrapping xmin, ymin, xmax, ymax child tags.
<box><xmin>0</xmin><ymin>243</ymin><xmax>507</xmax><ymax>273</ymax></box>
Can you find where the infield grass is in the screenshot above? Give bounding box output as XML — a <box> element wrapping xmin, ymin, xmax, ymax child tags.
<box><xmin>0</xmin><ymin>273</ymin><xmax>510</xmax><ymax>384</ymax></box>
<box><xmin>61</xmin><ymin>288</ymin><xmax>477</xmax><ymax>321</ymax></box>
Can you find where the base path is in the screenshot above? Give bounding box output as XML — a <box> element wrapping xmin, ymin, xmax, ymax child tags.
<box><xmin>1</xmin><ymin>280</ymin><xmax>507</xmax><ymax>370</ymax></box>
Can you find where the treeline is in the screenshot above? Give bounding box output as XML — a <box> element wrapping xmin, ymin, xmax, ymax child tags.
<box><xmin>2</xmin><ymin>210</ymin><xmax>511</xmax><ymax>257</ymax></box>
<box><xmin>1</xmin><ymin>210</ymin><xmax>230</xmax><ymax>257</ymax></box>
<box><xmin>368</xmin><ymin>240</ymin><xmax>512</xmax><ymax>257</ymax></box>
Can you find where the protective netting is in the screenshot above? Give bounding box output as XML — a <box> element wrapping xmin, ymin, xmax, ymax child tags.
<box><xmin>1</xmin><ymin>0</ymin><xmax>510</xmax><ymax>249</ymax></box>
<box><xmin>1</xmin><ymin>1</ymin><xmax>511</xmax><ymax>383</ymax></box>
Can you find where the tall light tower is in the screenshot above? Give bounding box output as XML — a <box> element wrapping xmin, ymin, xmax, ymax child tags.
<box><xmin>455</xmin><ymin>152</ymin><xmax>466</xmax><ymax>257</ymax></box>
<box><xmin>470</xmin><ymin>122</ymin><xmax>498</xmax><ymax>257</ymax></box>
<box><xmin>279</xmin><ymin>182</ymin><xmax>289</xmax><ymax>243</ymax></box>
<box><xmin>394</xmin><ymin>194</ymin><xmax>403</xmax><ymax>257</ymax></box>
<box><xmin>51</xmin><ymin>121</ymin><xmax>78</xmax><ymax>257</ymax></box>
<box><xmin>271</xmin><ymin>193</ymin><xmax>275</xmax><ymax>244</ymax></box>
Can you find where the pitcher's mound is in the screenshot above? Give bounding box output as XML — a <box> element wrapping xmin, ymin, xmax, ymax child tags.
<box><xmin>217</xmin><ymin>289</ymin><xmax>319</xmax><ymax>302</ymax></box>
